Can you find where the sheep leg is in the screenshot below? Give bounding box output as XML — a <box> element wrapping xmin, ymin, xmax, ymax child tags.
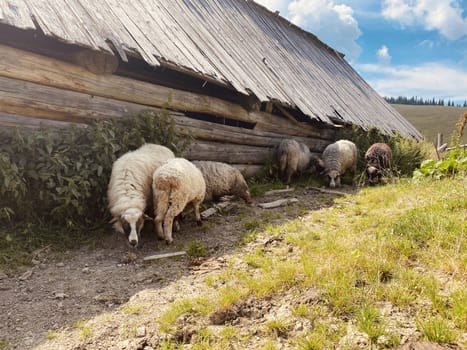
<box><xmin>279</xmin><ymin>154</ymin><xmax>287</xmax><ymax>181</ymax></box>
<box><xmin>154</xmin><ymin>190</ymin><xmax>169</xmax><ymax>241</ymax></box>
<box><xmin>192</xmin><ymin>200</ymin><xmax>203</xmax><ymax>226</ymax></box>
<box><xmin>154</xmin><ymin>213</ymin><xmax>165</xmax><ymax>241</ymax></box>
<box><xmin>163</xmin><ymin>202</ymin><xmax>185</xmax><ymax>244</ymax></box>
<box><xmin>286</xmin><ymin>157</ymin><xmax>299</xmax><ymax>184</ymax></box>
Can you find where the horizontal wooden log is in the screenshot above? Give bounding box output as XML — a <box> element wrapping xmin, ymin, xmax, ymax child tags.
<box><xmin>66</xmin><ymin>49</ymin><xmax>119</xmax><ymax>75</ymax></box>
<box><xmin>258</xmin><ymin>198</ymin><xmax>298</xmax><ymax>209</ymax></box>
<box><xmin>0</xmin><ymin>112</ymin><xmax>81</xmax><ymax>130</ymax></box>
<box><xmin>0</xmin><ymin>44</ymin><xmax>329</xmax><ymax>138</ymax></box>
<box><xmin>185</xmin><ymin>141</ymin><xmax>273</xmax><ymax>165</ymax></box>
<box><xmin>172</xmin><ymin>115</ymin><xmax>330</xmax><ymax>152</ymax></box>
<box><xmin>0</xmin><ymin>76</ymin><xmax>331</xmax><ymax>152</ymax></box>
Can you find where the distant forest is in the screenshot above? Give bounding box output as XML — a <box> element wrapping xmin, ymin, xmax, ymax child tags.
<box><xmin>385</xmin><ymin>96</ymin><xmax>467</xmax><ymax>107</ymax></box>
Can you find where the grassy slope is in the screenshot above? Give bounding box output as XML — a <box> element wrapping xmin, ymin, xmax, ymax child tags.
<box><xmin>392</xmin><ymin>104</ymin><xmax>467</xmax><ymax>144</ymax></box>
<box><xmin>150</xmin><ymin>178</ymin><xmax>467</xmax><ymax>348</ymax></box>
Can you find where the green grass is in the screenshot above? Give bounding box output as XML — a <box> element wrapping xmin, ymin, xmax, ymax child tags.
<box><xmin>0</xmin><ymin>339</ymin><xmax>9</xmax><ymax>350</ymax></box>
<box><xmin>155</xmin><ymin>176</ymin><xmax>466</xmax><ymax>348</ymax></box>
<box><xmin>73</xmin><ymin>319</ymin><xmax>93</xmax><ymax>339</ymax></box>
<box><xmin>417</xmin><ymin>316</ymin><xmax>456</xmax><ymax>343</ymax></box>
<box><xmin>45</xmin><ymin>331</ymin><xmax>59</xmax><ymax>340</ymax></box>
<box><xmin>392</xmin><ymin>104</ymin><xmax>467</xmax><ymax>144</ymax></box>
<box><xmin>186</xmin><ymin>241</ymin><xmax>209</xmax><ymax>258</ymax></box>
<box><xmin>120</xmin><ymin>305</ymin><xmax>142</xmax><ymax>315</ymax></box>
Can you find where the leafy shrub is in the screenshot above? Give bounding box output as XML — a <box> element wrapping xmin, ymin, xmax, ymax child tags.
<box><xmin>413</xmin><ymin>113</ymin><xmax>467</xmax><ymax>180</ymax></box>
<box><xmin>0</xmin><ymin>109</ymin><xmax>191</xmax><ymax>227</ymax></box>
<box><xmin>413</xmin><ymin>149</ymin><xmax>467</xmax><ymax>180</ymax></box>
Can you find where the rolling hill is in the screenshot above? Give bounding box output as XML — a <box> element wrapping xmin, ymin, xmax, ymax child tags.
<box><xmin>392</xmin><ymin>104</ymin><xmax>467</xmax><ymax>144</ymax></box>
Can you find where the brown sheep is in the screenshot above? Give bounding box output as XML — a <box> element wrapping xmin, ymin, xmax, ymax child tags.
<box><xmin>365</xmin><ymin>143</ymin><xmax>393</xmax><ymax>185</ymax></box>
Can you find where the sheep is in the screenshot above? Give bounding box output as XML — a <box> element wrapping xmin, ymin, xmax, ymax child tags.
<box><xmin>107</xmin><ymin>143</ymin><xmax>175</xmax><ymax>247</ymax></box>
<box><xmin>277</xmin><ymin>139</ymin><xmax>315</xmax><ymax>184</ymax></box>
<box><xmin>152</xmin><ymin>158</ymin><xmax>206</xmax><ymax>244</ymax></box>
<box><xmin>192</xmin><ymin>161</ymin><xmax>252</xmax><ymax>204</ymax></box>
<box><xmin>365</xmin><ymin>143</ymin><xmax>393</xmax><ymax>185</ymax></box>
<box><xmin>318</xmin><ymin>140</ymin><xmax>358</xmax><ymax>188</ymax></box>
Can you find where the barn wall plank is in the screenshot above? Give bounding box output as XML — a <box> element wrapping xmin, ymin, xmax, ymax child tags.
<box><xmin>0</xmin><ymin>44</ymin><xmax>330</xmax><ymax>138</ymax></box>
<box><xmin>0</xmin><ymin>75</ymin><xmax>332</xmax><ymax>154</ymax></box>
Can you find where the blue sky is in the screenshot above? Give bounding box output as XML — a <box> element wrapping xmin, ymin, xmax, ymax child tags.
<box><xmin>255</xmin><ymin>0</ymin><xmax>467</xmax><ymax>104</ymax></box>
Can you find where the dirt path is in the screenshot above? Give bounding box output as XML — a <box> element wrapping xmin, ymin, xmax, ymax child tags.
<box><xmin>1</xmin><ymin>187</ymin><xmax>339</xmax><ymax>349</ymax></box>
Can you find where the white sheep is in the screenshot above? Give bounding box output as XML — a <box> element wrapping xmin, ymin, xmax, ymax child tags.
<box><xmin>277</xmin><ymin>139</ymin><xmax>315</xmax><ymax>184</ymax></box>
<box><xmin>192</xmin><ymin>161</ymin><xmax>252</xmax><ymax>204</ymax></box>
<box><xmin>107</xmin><ymin>143</ymin><xmax>175</xmax><ymax>247</ymax></box>
<box><xmin>318</xmin><ymin>140</ymin><xmax>358</xmax><ymax>188</ymax></box>
<box><xmin>152</xmin><ymin>158</ymin><xmax>206</xmax><ymax>244</ymax></box>
<box><xmin>365</xmin><ymin>143</ymin><xmax>393</xmax><ymax>185</ymax></box>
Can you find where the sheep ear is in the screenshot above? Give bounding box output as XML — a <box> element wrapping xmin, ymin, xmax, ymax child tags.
<box><xmin>143</xmin><ymin>214</ymin><xmax>153</xmax><ymax>221</ymax></box>
<box><xmin>109</xmin><ymin>217</ymin><xmax>118</xmax><ymax>224</ymax></box>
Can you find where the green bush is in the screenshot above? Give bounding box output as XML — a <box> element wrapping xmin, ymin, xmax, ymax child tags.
<box><xmin>0</xmin><ymin>109</ymin><xmax>191</xmax><ymax>227</ymax></box>
<box><xmin>413</xmin><ymin>113</ymin><xmax>467</xmax><ymax>180</ymax></box>
<box><xmin>413</xmin><ymin>148</ymin><xmax>467</xmax><ymax>180</ymax></box>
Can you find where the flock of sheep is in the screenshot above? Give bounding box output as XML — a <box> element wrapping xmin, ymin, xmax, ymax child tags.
<box><xmin>107</xmin><ymin>139</ymin><xmax>392</xmax><ymax>247</ymax></box>
<box><xmin>278</xmin><ymin>139</ymin><xmax>392</xmax><ymax>187</ymax></box>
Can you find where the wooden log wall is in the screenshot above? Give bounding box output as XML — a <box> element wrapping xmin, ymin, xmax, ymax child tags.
<box><xmin>0</xmin><ymin>44</ymin><xmax>335</xmax><ymax>177</ymax></box>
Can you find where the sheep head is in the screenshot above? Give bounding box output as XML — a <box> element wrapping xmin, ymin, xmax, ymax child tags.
<box><xmin>366</xmin><ymin>165</ymin><xmax>379</xmax><ymax>185</ymax></box>
<box><xmin>325</xmin><ymin>170</ymin><xmax>341</xmax><ymax>188</ymax></box>
<box><xmin>111</xmin><ymin>208</ymin><xmax>152</xmax><ymax>247</ymax></box>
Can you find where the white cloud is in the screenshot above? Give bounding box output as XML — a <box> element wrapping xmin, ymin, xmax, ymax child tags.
<box><xmin>377</xmin><ymin>45</ymin><xmax>391</xmax><ymax>63</ymax></box>
<box><xmin>288</xmin><ymin>0</ymin><xmax>362</xmax><ymax>61</ymax></box>
<box><xmin>382</xmin><ymin>0</ymin><xmax>467</xmax><ymax>40</ymax></box>
<box><xmin>254</xmin><ymin>0</ymin><xmax>289</xmax><ymax>14</ymax></box>
<box><xmin>357</xmin><ymin>62</ymin><xmax>467</xmax><ymax>102</ymax></box>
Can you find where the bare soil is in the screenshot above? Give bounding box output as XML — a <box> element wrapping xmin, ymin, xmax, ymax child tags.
<box><xmin>0</xmin><ymin>187</ymin><xmax>457</xmax><ymax>350</ymax></box>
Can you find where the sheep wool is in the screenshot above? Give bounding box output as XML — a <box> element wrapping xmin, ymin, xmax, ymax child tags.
<box><xmin>277</xmin><ymin>139</ymin><xmax>314</xmax><ymax>184</ymax></box>
<box><xmin>152</xmin><ymin>158</ymin><xmax>206</xmax><ymax>244</ymax></box>
<box><xmin>192</xmin><ymin>161</ymin><xmax>252</xmax><ymax>204</ymax></box>
<box><xmin>107</xmin><ymin>143</ymin><xmax>175</xmax><ymax>247</ymax></box>
<box><xmin>365</xmin><ymin>143</ymin><xmax>392</xmax><ymax>185</ymax></box>
<box><xmin>320</xmin><ymin>139</ymin><xmax>358</xmax><ymax>188</ymax></box>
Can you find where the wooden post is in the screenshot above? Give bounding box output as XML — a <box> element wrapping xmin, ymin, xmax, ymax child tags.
<box><xmin>437</xmin><ymin>133</ymin><xmax>443</xmax><ymax>150</ymax></box>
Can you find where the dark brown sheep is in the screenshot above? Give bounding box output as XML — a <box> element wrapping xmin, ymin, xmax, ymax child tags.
<box><xmin>365</xmin><ymin>143</ymin><xmax>393</xmax><ymax>185</ymax></box>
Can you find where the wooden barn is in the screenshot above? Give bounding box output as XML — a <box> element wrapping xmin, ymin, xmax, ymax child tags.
<box><xmin>0</xmin><ymin>0</ymin><xmax>422</xmax><ymax>176</ymax></box>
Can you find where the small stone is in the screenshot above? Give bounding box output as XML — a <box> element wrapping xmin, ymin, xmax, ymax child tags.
<box><xmin>293</xmin><ymin>321</ymin><xmax>304</xmax><ymax>331</ymax></box>
<box><xmin>56</xmin><ymin>262</ymin><xmax>65</xmax><ymax>267</ymax></box>
<box><xmin>136</xmin><ymin>325</ymin><xmax>146</xmax><ymax>337</ymax></box>
<box><xmin>52</xmin><ymin>292</ymin><xmax>68</xmax><ymax>299</ymax></box>
<box><xmin>82</xmin><ymin>267</ymin><xmax>90</xmax><ymax>274</ymax></box>
<box><xmin>31</xmin><ymin>258</ymin><xmax>41</xmax><ymax>265</ymax></box>
<box><xmin>19</xmin><ymin>270</ymin><xmax>33</xmax><ymax>281</ymax></box>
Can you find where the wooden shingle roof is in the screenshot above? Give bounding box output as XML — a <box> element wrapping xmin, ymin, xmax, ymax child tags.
<box><xmin>0</xmin><ymin>0</ymin><xmax>422</xmax><ymax>138</ymax></box>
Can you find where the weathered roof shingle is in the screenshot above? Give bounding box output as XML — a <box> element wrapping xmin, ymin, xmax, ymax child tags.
<box><xmin>0</xmin><ymin>0</ymin><xmax>422</xmax><ymax>138</ymax></box>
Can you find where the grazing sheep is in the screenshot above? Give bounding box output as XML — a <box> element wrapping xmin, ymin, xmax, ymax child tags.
<box><xmin>107</xmin><ymin>143</ymin><xmax>175</xmax><ymax>247</ymax></box>
<box><xmin>192</xmin><ymin>161</ymin><xmax>252</xmax><ymax>204</ymax></box>
<box><xmin>277</xmin><ymin>139</ymin><xmax>315</xmax><ymax>184</ymax></box>
<box><xmin>365</xmin><ymin>143</ymin><xmax>393</xmax><ymax>185</ymax></box>
<box><xmin>318</xmin><ymin>140</ymin><xmax>358</xmax><ymax>188</ymax></box>
<box><xmin>152</xmin><ymin>158</ymin><xmax>206</xmax><ymax>244</ymax></box>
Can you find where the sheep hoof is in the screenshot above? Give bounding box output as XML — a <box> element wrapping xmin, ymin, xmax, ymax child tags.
<box><xmin>196</xmin><ymin>220</ymin><xmax>203</xmax><ymax>227</ymax></box>
<box><xmin>165</xmin><ymin>239</ymin><xmax>173</xmax><ymax>245</ymax></box>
